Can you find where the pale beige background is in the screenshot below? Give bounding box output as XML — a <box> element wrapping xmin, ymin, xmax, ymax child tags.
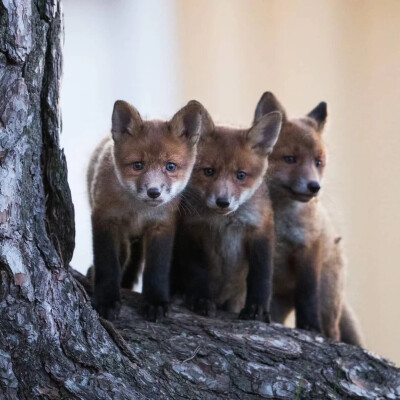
<box><xmin>62</xmin><ymin>0</ymin><xmax>400</xmax><ymax>365</ymax></box>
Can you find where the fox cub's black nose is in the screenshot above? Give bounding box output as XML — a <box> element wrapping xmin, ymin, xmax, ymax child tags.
<box><xmin>147</xmin><ymin>187</ymin><xmax>161</xmax><ymax>199</ymax></box>
<box><xmin>216</xmin><ymin>197</ymin><xmax>230</xmax><ymax>209</ymax></box>
<box><xmin>308</xmin><ymin>181</ymin><xmax>321</xmax><ymax>194</ymax></box>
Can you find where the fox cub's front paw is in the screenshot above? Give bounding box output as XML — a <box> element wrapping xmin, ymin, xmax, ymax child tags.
<box><xmin>296</xmin><ymin>318</ymin><xmax>322</xmax><ymax>333</ymax></box>
<box><xmin>92</xmin><ymin>296</ymin><xmax>121</xmax><ymax>322</ymax></box>
<box><xmin>141</xmin><ymin>299</ymin><xmax>169</xmax><ymax>322</ymax></box>
<box><xmin>187</xmin><ymin>296</ymin><xmax>216</xmax><ymax>317</ymax></box>
<box><xmin>239</xmin><ymin>303</ymin><xmax>270</xmax><ymax>322</ymax></box>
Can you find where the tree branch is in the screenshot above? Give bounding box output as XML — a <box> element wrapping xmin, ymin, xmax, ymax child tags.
<box><xmin>71</xmin><ymin>268</ymin><xmax>400</xmax><ymax>400</ymax></box>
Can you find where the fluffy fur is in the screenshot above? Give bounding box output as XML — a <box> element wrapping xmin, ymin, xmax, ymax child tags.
<box><xmin>88</xmin><ymin>99</ymin><xmax>208</xmax><ymax>321</ymax></box>
<box><xmin>171</xmin><ymin>109</ymin><xmax>282</xmax><ymax>320</ymax></box>
<box><xmin>254</xmin><ymin>91</ymin><xmax>363</xmax><ymax>345</ymax></box>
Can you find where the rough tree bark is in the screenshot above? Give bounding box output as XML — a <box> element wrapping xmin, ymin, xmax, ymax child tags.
<box><xmin>0</xmin><ymin>1</ymin><xmax>399</xmax><ymax>399</ymax></box>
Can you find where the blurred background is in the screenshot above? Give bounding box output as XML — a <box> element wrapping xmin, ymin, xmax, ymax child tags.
<box><xmin>61</xmin><ymin>0</ymin><xmax>400</xmax><ymax>365</ymax></box>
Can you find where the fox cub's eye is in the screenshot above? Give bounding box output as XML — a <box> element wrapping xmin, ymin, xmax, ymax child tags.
<box><xmin>166</xmin><ymin>162</ymin><xmax>177</xmax><ymax>172</ymax></box>
<box><xmin>315</xmin><ymin>159</ymin><xmax>322</xmax><ymax>168</ymax></box>
<box><xmin>236</xmin><ymin>171</ymin><xmax>247</xmax><ymax>181</ymax></box>
<box><xmin>284</xmin><ymin>156</ymin><xmax>297</xmax><ymax>164</ymax></box>
<box><xmin>203</xmin><ymin>168</ymin><xmax>215</xmax><ymax>177</ymax></box>
<box><xmin>133</xmin><ymin>161</ymin><xmax>144</xmax><ymax>171</ymax></box>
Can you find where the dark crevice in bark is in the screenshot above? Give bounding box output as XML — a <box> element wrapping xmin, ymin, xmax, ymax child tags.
<box><xmin>99</xmin><ymin>317</ymin><xmax>140</xmax><ymax>365</ymax></box>
<box><xmin>0</xmin><ymin>3</ymin><xmax>14</xmax><ymax>65</ymax></box>
<box><xmin>39</xmin><ymin>2</ymin><xmax>74</xmax><ymax>268</ymax></box>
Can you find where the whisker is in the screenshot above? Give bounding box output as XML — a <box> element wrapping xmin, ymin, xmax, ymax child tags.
<box><xmin>179</xmin><ymin>194</ymin><xmax>197</xmax><ymax>216</ymax></box>
<box><xmin>179</xmin><ymin>192</ymin><xmax>201</xmax><ymax>217</ymax></box>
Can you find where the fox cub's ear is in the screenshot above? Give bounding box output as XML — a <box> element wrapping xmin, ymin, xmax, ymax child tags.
<box><xmin>307</xmin><ymin>102</ymin><xmax>327</xmax><ymax>132</ymax></box>
<box><xmin>254</xmin><ymin>91</ymin><xmax>287</xmax><ymax>123</ymax></box>
<box><xmin>111</xmin><ymin>100</ymin><xmax>143</xmax><ymax>142</ymax></box>
<box><xmin>169</xmin><ymin>100</ymin><xmax>213</xmax><ymax>146</ymax></box>
<box><xmin>248</xmin><ymin>111</ymin><xmax>282</xmax><ymax>156</ymax></box>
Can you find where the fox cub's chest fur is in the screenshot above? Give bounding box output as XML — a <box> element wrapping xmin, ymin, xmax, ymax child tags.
<box><xmin>273</xmin><ymin>200</ymin><xmax>321</xmax><ymax>294</ymax></box>
<box><xmin>180</xmin><ymin>194</ymin><xmax>267</xmax><ymax>311</ymax></box>
<box><xmin>275</xmin><ymin>202</ymin><xmax>314</xmax><ymax>246</ymax></box>
<box><xmin>202</xmin><ymin>204</ymin><xmax>262</xmax><ymax>308</ymax></box>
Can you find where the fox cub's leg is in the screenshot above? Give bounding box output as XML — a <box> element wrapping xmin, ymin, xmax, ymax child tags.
<box><xmin>186</xmin><ymin>264</ymin><xmax>215</xmax><ymax>317</ymax></box>
<box><xmin>240</xmin><ymin>234</ymin><xmax>274</xmax><ymax>322</ymax></box>
<box><xmin>319</xmin><ymin>254</ymin><xmax>344</xmax><ymax>341</ymax></box>
<box><xmin>177</xmin><ymin>226</ymin><xmax>215</xmax><ymax>316</ymax></box>
<box><xmin>121</xmin><ymin>237</ymin><xmax>143</xmax><ymax>290</ymax></box>
<box><xmin>294</xmin><ymin>244</ymin><xmax>323</xmax><ymax>333</ymax></box>
<box><xmin>142</xmin><ymin>225</ymin><xmax>175</xmax><ymax>321</ymax></box>
<box><xmin>91</xmin><ymin>217</ymin><xmax>122</xmax><ymax>321</ymax></box>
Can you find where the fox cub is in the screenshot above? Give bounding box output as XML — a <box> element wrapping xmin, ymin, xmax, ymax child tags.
<box><xmin>87</xmin><ymin>99</ymin><xmax>208</xmax><ymax>321</ymax></box>
<box><xmin>254</xmin><ymin>92</ymin><xmax>362</xmax><ymax>345</ymax></box>
<box><xmin>171</xmin><ymin>108</ymin><xmax>282</xmax><ymax>320</ymax></box>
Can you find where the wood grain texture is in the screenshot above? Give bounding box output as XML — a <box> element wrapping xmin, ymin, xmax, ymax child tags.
<box><xmin>0</xmin><ymin>1</ymin><xmax>137</xmax><ymax>398</ymax></box>
<box><xmin>74</xmin><ymin>269</ymin><xmax>400</xmax><ymax>400</ymax></box>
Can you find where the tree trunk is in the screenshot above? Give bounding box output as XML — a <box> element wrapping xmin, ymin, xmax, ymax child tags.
<box><xmin>0</xmin><ymin>1</ymin><xmax>399</xmax><ymax>399</ymax></box>
<box><xmin>0</xmin><ymin>1</ymin><xmax>140</xmax><ymax>399</ymax></box>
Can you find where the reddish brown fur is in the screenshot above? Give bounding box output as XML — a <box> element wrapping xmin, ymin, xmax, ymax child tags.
<box><xmin>90</xmin><ymin>122</ymin><xmax>195</xmax><ymax>222</ymax></box>
<box><xmin>255</xmin><ymin>92</ymin><xmax>362</xmax><ymax>345</ymax></box>
<box><xmin>268</xmin><ymin>118</ymin><xmax>326</xmax><ymax>202</ymax></box>
<box><xmin>88</xmin><ymin>100</ymin><xmax>207</xmax><ymax>320</ymax></box>
<box><xmin>113</xmin><ymin>121</ymin><xmax>194</xmax><ymax>191</ymax></box>
<box><xmin>172</xmin><ymin>111</ymin><xmax>282</xmax><ymax>318</ymax></box>
<box><xmin>192</xmin><ymin>126</ymin><xmax>266</xmax><ymax>205</ymax></box>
